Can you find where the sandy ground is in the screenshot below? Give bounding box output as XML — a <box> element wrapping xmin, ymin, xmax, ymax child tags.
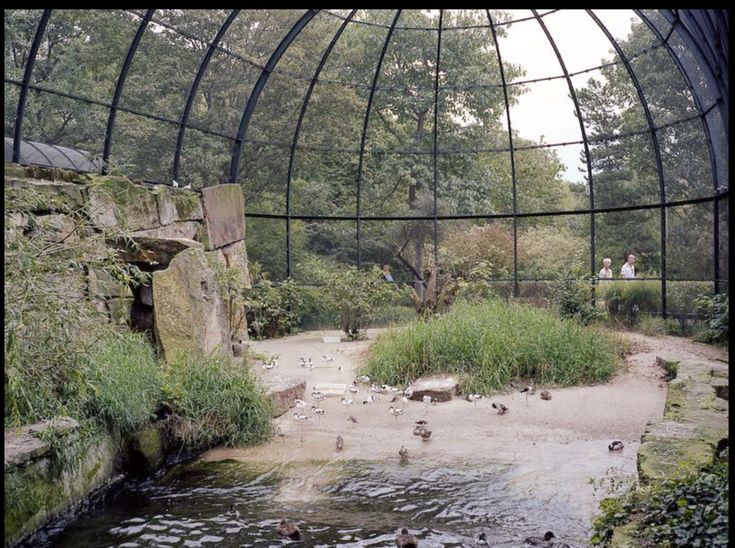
<box><xmin>199</xmin><ymin>328</ymin><xmax>727</xmax><ymax>515</ymax></box>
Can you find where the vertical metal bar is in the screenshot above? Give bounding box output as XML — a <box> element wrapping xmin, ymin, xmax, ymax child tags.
<box><xmin>636</xmin><ymin>10</ymin><xmax>721</xmax><ymax>294</ymax></box>
<box><xmin>102</xmin><ymin>9</ymin><xmax>154</xmax><ymax>173</ymax></box>
<box><xmin>285</xmin><ymin>11</ymin><xmax>357</xmax><ymax>278</ymax></box>
<box><xmin>13</xmin><ymin>9</ymin><xmax>52</xmax><ymax>163</ymax></box>
<box><xmin>432</xmin><ymin>12</ymin><xmax>443</xmax><ymax>268</ymax></box>
<box><xmin>355</xmin><ymin>10</ymin><xmax>402</xmax><ymax>267</ymax></box>
<box><xmin>532</xmin><ymin>11</ymin><xmax>597</xmax><ymax>303</ymax></box>
<box><xmin>588</xmin><ymin>10</ymin><xmax>668</xmax><ymax>317</ymax></box>
<box><xmin>173</xmin><ymin>9</ymin><xmax>240</xmax><ymax>183</ymax></box>
<box><xmin>228</xmin><ymin>10</ymin><xmax>319</xmax><ymax>183</ymax></box>
<box><xmin>487</xmin><ymin>11</ymin><xmax>519</xmax><ymax>297</ymax></box>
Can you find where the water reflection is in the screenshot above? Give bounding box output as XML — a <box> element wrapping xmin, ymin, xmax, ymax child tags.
<box><xmin>48</xmin><ymin>459</ymin><xmax>591</xmax><ymax>547</ymax></box>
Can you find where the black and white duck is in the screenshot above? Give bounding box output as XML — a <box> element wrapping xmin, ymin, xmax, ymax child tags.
<box><xmin>525</xmin><ymin>531</ymin><xmax>555</xmax><ymax>546</ymax></box>
<box><xmin>276</xmin><ymin>519</ymin><xmax>301</xmax><ymax>540</ymax></box>
<box><xmin>225</xmin><ymin>504</ymin><xmax>240</xmax><ymax>519</ymax></box>
<box><xmin>608</xmin><ymin>440</ymin><xmax>624</xmax><ymax>451</ymax></box>
<box><xmin>395</xmin><ymin>526</ymin><xmax>418</xmax><ymax>548</ymax></box>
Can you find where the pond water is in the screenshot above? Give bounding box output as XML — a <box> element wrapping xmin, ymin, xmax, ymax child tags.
<box><xmin>43</xmin><ymin>456</ymin><xmax>612</xmax><ymax>547</ymax></box>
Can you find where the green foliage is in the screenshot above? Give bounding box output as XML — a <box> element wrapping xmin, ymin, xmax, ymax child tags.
<box><xmin>603</xmin><ymin>281</ymin><xmax>661</xmax><ymax>325</ymax></box>
<box><xmin>86</xmin><ymin>332</ymin><xmax>162</xmax><ymax>434</ymax></box>
<box><xmin>365</xmin><ymin>299</ymin><xmax>623</xmax><ymax>394</ymax></box>
<box><xmin>591</xmin><ymin>455</ymin><xmax>729</xmax><ymax>547</ymax></box>
<box><xmin>693</xmin><ymin>293</ymin><xmax>729</xmax><ymax>345</ymax></box>
<box><xmin>554</xmin><ymin>276</ymin><xmax>605</xmax><ymax>325</ymax></box>
<box><xmin>300</xmin><ymin>257</ymin><xmax>403</xmax><ymax>340</ymax></box>
<box><xmin>161</xmin><ymin>353</ymin><xmax>273</xmax><ymax>451</ymax></box>
<box><xmin>297</xmin><ymin>285</ymin><xmax>340</xmax><ymax>331</ymax></box>
<box><xmin>637</xmin><ymin>315</ymin><xmax>682</xmax><ymax>337</ymax></box>
<box><xmin>244</xmin><ymin>264</ymin><xmax>303</xmax><ymax>339</ymax></box>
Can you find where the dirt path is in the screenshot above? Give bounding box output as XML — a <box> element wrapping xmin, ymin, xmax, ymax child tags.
<box><xmin>199</xmin><ymin>328</ymin><xmax>726</xmax><ymax>516</ymax></box>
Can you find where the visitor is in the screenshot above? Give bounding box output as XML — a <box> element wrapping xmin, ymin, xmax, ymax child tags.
<box><xmin>598</xmin><ymin>258</ymin><xmax>613</xmax><ymax>282</ymax></box>
<box><xmin>620</xmin><ymin>254</ymin><xmax>636</xmax><ymax>279</ymax></box>
<box><xmin>382</xmin><ymin>264</ymin><xmax>394</xmax><ymax>282</ymax></box>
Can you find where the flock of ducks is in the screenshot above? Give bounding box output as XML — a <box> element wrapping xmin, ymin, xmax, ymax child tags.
<box><xmin>258</xmin><ymin>353</ymin><xmax>622</xmax><ymax>546</ymax></box>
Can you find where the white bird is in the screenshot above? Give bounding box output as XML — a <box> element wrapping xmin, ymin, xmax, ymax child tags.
<box><xmin>263</xmin><ymin>360</ymin><xmax>276</xmax><ymax>370</ymax></box>
<box><xmin>312</xmin><ymin>392</ymin><xmax>325</xmax><ymax>401</ymax></box>
<box><xmin>388</xmin><ymin>406</ymin><xmax>405</xmax><ymax>418</ymax></box>
<box><xmin>370</xmin><ymin>384</ymin><xmax>386</xmax><ymax>394</ymax></box>
<box><xmin>348</xmin><ymin>385</ymin><xmax>359</xmax><ymax>394</ymax></box>
<box><xmin>385</xmin><ymin>385</ymin><xmax>400</xmax><ymax>392</ymax></box>
<box><xmin>340</xmin><ymin>397</ymin><xmax>356</xmax><ymax>406</ymax></box>
<box><xmin>181</xmin><ymin>183</ymin><xmax>191</xmax><ymax>190</ymax></box>
<box><xmin>363</xmin><ymin>395</ymin><xmax>378</xmax><ymax>404</ymax></box>
<box><xmin>311</xmin><ymin>406</ymin><xmax>325</xmax><ymax>416</ymax></box>
<box><xmin>322</xmin><ymin>355</ymin><xmax>333</xmax><ymax>362</ymax></box>
<box><xmin>293</xmin><ymin>413</ymin><xmax>309</xmax><ymax>421</ymax></box>
<box><xmin>225</xmin><ymin>504</ymin><xmax>240</xmax><ymax>519</ymax></box>
<box><xmin>172</xmin><ymin>179</ymin><xmax>179</xmax><ymax>188</ymax></box>
<box><xmin>422</xmin><ymin>395</ymin><xmax>432</xmax><ymax>404</ymax></box>
<box><xmin>294</xmin><ymin>399</ymin><xmax>308</xmax><ymax>408</ymax></box>
<box><xmin>299</xmin><ymin>357</ymin><xmax>306</xmax><ymax>367</ymax></box>
<box><xmin>308</xmin><ymin>362</ymin><xmax>315</xmax><ymax>372</ymax></box>
<box><xmin>357</xmin><ymin>375</ymin><xmax>371</xmax><ymax>384</ymax></box>
<box><xmin>403</xmin><ymin>387</ymin><xmax>414</xmax><ymax>398</ymax></box>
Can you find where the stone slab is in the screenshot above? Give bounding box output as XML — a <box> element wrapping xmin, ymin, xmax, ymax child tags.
<box><xmin>5</xmin><ymin>178</ymin><xmax>86</xmax><ymax>213</ymax></box>
<box><xmin>87</xmin><ymin>176</ymin><xmax>160</xmax><ymax>231</ymax></box>
<box><xmin>312</xmin><ymin>383</ymin><xmax>348</xmax><ymax>396</ymax></box>
<box><xmin>408</xmin><ymin>375</ymin><xmax>459</xmax><ymax>402</ymax></box>
<box><xmin>88</xmin><ymin>269</ymin><xmax>133</xmax><ymax>299</ymax></box>
<box><xmin>258</xmin><ymin>374</ymin><xmax>307</xmax><ymax>418</ymax></box>
<box><xmin>154</xmin><ymin>186</ymin><xmax>177</xmax><ymax>226</ymax></box>
<box><xmin>4</xmin><ymin>431</ymin><xmax>50</xmax><ymax>469</ymax></box>
<box><xmin>172</xmin><ymin>190</ymin><xmax>203</xmax><ymax>221</ymax></box>
<box><xmin>111</xmin><ymin>236</ymin><xmax>203</xmax><ymax>266</ymax></box>
<box><xmin>199</xmin><ymin>184</ymin><xmax>245</xmax><ymax>250</ymax></box>
<box><xmin>132</xmin><ymin>221</ymin><xmax>200</xmax><ymax>241</ymax></box>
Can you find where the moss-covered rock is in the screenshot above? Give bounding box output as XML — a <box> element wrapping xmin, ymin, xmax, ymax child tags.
<box><xmin>172</xmin><ymin>190</ymin><xmax>203</xmax><ymax>221</ymax></box>
<box><xmin>86</xmin><ymin>176</ymin><xmax>160</xmax><ymax>231</ymax></box>
<box><xmin>128</xmin><ymin>425</ymin><xmax>167</xmax><ymax>476</ymax></box>
<box><xmin>4</xmin><ymin>178</ymin><xmax>86</xmax><ymax>213</ymax></box>
<box><xmin>609</xmin><ymin>522</ymin><xmax>641</xmax><ymax>547</ymax></box>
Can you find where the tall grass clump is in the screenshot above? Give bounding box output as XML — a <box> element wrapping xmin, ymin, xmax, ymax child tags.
<box><xmin>603</xmin><ymin>280</ymin><xmax>661</xmax><ymax>325</ymax></box>
<box><xmin>162</xmin><ymin>353</ymin><xmax>273</xmax><ymax>451</ymax></box>
<box><xmin>365</xmin><ymin>299</ymin><xmax>624</xmax><ymax>394</ymax></box>
<box><xmin>86</xmin><ymin>332</ymin><xmax>162</xmax><ymax>434</ymax></box>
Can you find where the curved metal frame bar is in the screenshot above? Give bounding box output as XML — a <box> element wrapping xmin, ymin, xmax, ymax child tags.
<box><xmin>487</xmin><ymin>11</ymin><xmax>519</xmax><ymax>297</ymax></box>
<box><xmin>532</xmin><ymin>10</ymin><xmax>597</xmax><ymax>298</ymax></box>
<box><xmin>636</xmin><ymin>10</ymin><xmax>722</xmax><ymax>294</ymax></box>
<box><xmin>228</xmin><ymin>9</ymin><xmax>319</xmax><ymax>183</ymax></box>
<box><xmin>173</xmin><ymin>9</ymin><xmax>240</xmax><ymax>183</ymax></box>
<box><xmin>355</xmin><ymin>10</ymin><xmax>402</xmax><ymax>266</ymax></box>
<box><xmin>12</xmin><ymin>9</ymin><xmax>51</xmax><ymax>163</ymax></box>
<box><xmin>432</xmin><ymin>11</ymin><xmax>443</xmax><ymax>268</ymax></box>
<box><xmin>587</xmin><ymin>10</ymin><xmax>669</xmax><ymax>317</ymax></box>
<box><xmin>285</xmin><ymin>10</ymin><xmax>357</xmax><ymax>276</ymax></box>
<box><xmin>102</xmin><ymin>9</ymin><xmax>154</xmax><ymax>173</ymax></box>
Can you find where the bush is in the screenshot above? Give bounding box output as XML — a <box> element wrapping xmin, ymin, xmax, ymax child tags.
<box><xmin>86</xmin><ymin>332</ymin><xmax>162</xmax><ymax>434</ymax></box>
<box><xmin>555</xmin><ymin>275</ymin><xmax>605</xmax><ymax>325</ymax></box>
<box><xmin>365</xmin><ymin>299</ymin><xmax>624</xmax><ymax>394</ymax></box>
<box><xmin>603</xmin><ymin>280</ymin><xmax>661</xmax><ymax>325</ymax></box>
<box><xmin>637</xmin><ymin>315</ymin><xmax>682</xmax><ymax>337</ymax></box>
<box><xmin>591</xmin><ymin>455</ymin><xmax>729</xmax><ymax>546</ymax></box>
<box><xmin>693</xmin><ymin>293</ymin><xmax>728</xmax><ymax>345</ymax></box>
<box><xmin>298</xmin><ymin>285</ymin><xmax>340</xmax><ymax>330</ymax></box>
<box><xmin>244</xmin><ymin>263</ymin><xmax>303</xmax><ymax>339</ymax></box>
<box><xmin>161</xmin><ymin>353</ymin><xmax>273</xmax><ymax>451</ymax></box>
<box><xmin>440</xmin><ymin>222</ymin><xmax>513</xmax><ymax>279</ymax></box>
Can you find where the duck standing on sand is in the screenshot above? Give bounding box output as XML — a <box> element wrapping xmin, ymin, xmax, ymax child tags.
<box><xmin>276</xmin><ymin>519</ymin><xmax>301</xmax><ymax>540</ymax></box>
<box><xmin>336</xmin><ymin>434</ymin><xmax>344</xmax><ymax>451</ymax></box>
<box><xmin>420</xmin><ymin>429</ymin><xmax>432</xmax><ymax>442</ymax></box>
<box><xmin>540</xmin><ymin>390</ymin><xmax>551</xmax><ymax>400</ymax></box>
<box><xmin>492</xmin><ymin>402</ymin><xmax>508</xmax><ymax>415</ymax></box>
<box><xmin>399</xmin><ymin>445</ymin><xmax>409</xmax><ymax>460</ymax></box>
<box><xmin>395</xmin><ymin>526</ymin><xmax>418</xmax><ymax>547</ymax></box>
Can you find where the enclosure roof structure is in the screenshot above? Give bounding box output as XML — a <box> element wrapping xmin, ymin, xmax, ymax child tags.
<box><xmin>4</xmin><ymin>9</ymin><xmax>729</xmax><ymax>312</ymax></box>
<box><xmin>4</xmin><ymin>137</ymin><xmax>100</xmax><ymax>173</ymax></box>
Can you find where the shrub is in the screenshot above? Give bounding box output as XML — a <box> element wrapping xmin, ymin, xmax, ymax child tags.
<box><xmin>244</xmin><ymin>263</ymin><xmax>303</xmax><ymax>339</ymax></box>
<box><xmin>518</xmin><ymin>224</ymin><xmax>588</xmax><ymax>279</ymax></box>
<box><xmin>554</xmin><ymin>275</ymin><xmax>605</xmax><ymax>325</ymax></box>
<box><xmin>693</xmin><ymin>293</ymin><xmax>728</xmax><ymax>345</ymax></box>
<box><xmin>637</xmin><ymin>315</ymin><xmax>682</xmax><ymax>337</ymax></box>
<box><xmin>440</xmin><ymin>222</ymin><xmax>513</xmax><ymax>279</ymax></box>
<box><xmin>161</xmin><ymin>353</ymin><xmax>273</xmax><ymax>451</ymax></box>
<box><xmin>365</xmin><ymin>299</ymin><xmax>624</xmax><ymax>394</ymax></box>
<box><xmin>591</xmin><ymin>454</ymin><xmax>728</xmax><ymax>546</ymax></box>
<box><xmin>298</xmin><ymin>285</ymin><xmax>340</xmax><ymax>330</ymax></box>
<box><xmin>86</xmin><ymin>332</ymin><xmax>162</xmax><ymax>434</ymax></box>
<box><xmin>603</xmin><ymin>280</ymin><xmax>661</xmax><ymax>325</ymax></box>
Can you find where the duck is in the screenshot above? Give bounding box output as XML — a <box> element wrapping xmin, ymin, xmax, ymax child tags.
<box><xmin>525</xmin><ymin>531</ymin><xmax>555</xmax><ymax>546</ymax></box>
<box><xmin>357</xmin><ymin>375</ymin><xmax>371</xmax><ymax>384</ymax></box>
<box><xmin>413</xmin><ymin>424</ymin><xmax>425</xmax><ymax>436</ymax></box>
<box><xmin>492</xmin><ymin>402</ymin><xmax>509</xmax><ymax>415</ymax></box>
<box><xmin>347</xmin><ymin>415</ymin><xmax>358</xmax><ymax>423</ymax></box>
<box><xmin>466</xmin><ymin>394</ymin><xmax>483</xmax><ymax>402</ymax></box>
<box><xmin>225</xmin><ymin>504</ymin><xmax>240</xmax><ymax>519</ymax></box>
<box><xmin>293</xmin><ymin>413</ymin><xmax>310</xmax><ymax>421</ymax></box>
<box><xmin>388</xmin><ymin>406</ymin><xmax>405</xmax><ymax>417</ymax></box>
<box><xmin>608</xmin><ymin>440</ymin><xmax>624</xmax><ymax>451</ymax></box>
<box><xmin>420</xmin><ymin>429</ymin><xmax>432</xmax><ymax>442</ymax></box>
<box><xmin>399</xmin><ymin>445</ymin><xmax>409</xmax><ymax>460</ymax></box>
<box><xmin>299</xmin><ymin>357</ymin><xmax>306</xmax><ymax>368</ymax></box>
<box><xmin>395</xmin><ymin>526</ymin><xmax>418</xmax><ymax>548</ymax></box>
<box><xmin>477</xmin><ymin>532</ymin><xmax>488</xmax><ymax>546</ymax></box>
<box><xmin>311</xmin><ymin>406</ymin><xmax>325</xmax><ymax>416</ymax></box>
<box><xmin>322</xmin><ymin>355</ymin><xmax>334</xmax><ymax>362</ymax></box>
<box><xmin>336</xmin><ymin>434</ymin><xmax>344</xmax><ymax>451</ymax></box>
<box><xmin>349</xmin><ymin>384</ymin><xmax>359</xmax><ymax>394</ymax></box>
<box><xmin>276</xmin><ymin>519</ymin><xmax>302</xmax><ymax>540</ymax></box>
<box><xmin>294</xmin><ymin>398</ymin><xmax>308</xmax><ymax>408</ymax></box>
<box><xmin>539</xmin><ymin>390</ymin><xmax>551</xmax><ymax>400</ymax></box>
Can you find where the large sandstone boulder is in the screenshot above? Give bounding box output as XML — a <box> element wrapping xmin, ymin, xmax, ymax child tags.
<box><xmin>198</xmin><ymin>184</ymin><xmax>245</xmax><ymax>250</ymax></box>
<box><xmin>87</xmin><ymin>176</ymin><xmax>159</xmax><ymax>231</ymax></box>
<box><xmin>111</xmin><ymin>236</ymin><xmax>203</xmax><ymax>265</ymax></box>
<box><xmin>257</xmin><ymin>373</ymin><xmax>307</xmax><ymax>418</ymax></box>
<box><xmin>5</xmin><ymin>178</ymin><xmax>86</xmax><ymax>213</ymax></box>
<box><xmin>152</xmin><ymin>247</ymin><xmax>232</xmax><ymax>362</ymax></box>
<box><xmin>132</xmin><ymin>221</ymin><xmax>200</xmax><ymax>241</ymax></box>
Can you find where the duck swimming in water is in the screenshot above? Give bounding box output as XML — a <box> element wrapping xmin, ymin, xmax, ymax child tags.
<box><xmin>477</xmin><ymin>532</ymin><xmax>489</xmax><ymax>546</ymax></box>
<box><xmin>395</xmin><ymin>526</ymin><xmax>418</xmax><ymax>547</ymax></box>
<box><xmin>225</xmin><ymin>504</ymin><xmax>240</xmax><ymax>519</ymax></box>
<box><xmin>525</xmin><ymin>531</ymin><xmax>555</xmax><ymax>546</ymax></box>
<box><xmin>276</xmin><ymin>519</ymin><xmax>301</xmax><ymax>540</ymax></box>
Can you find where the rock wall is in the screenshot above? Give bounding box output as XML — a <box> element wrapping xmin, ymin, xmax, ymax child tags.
<box><xmin>4</xmin><ymin>164</ymin><xmax>251</xmax><ymax>359</ymax></box>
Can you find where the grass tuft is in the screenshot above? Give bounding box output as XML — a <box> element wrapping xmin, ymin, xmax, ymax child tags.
<box><xmin>364</xmin><ymin>299</ymin><xmax>625</xmax><ymax>394</ymax></box>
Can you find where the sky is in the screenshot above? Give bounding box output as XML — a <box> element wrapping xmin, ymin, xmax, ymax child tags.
<box><xmin>496</xmin><ymin>9</ymin><xmax>638</xmax><ymax>183</ymax></box>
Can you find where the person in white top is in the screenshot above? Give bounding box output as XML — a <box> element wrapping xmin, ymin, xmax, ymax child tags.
<box><xmin>598</xmin><ymin>258</ymin><xmax>613</xmax><ymax>282</ymax></box>
<box><xmin>620</xmin><ymin>254</ymin><xmax>636</xmax><ymax>279</ymax></box>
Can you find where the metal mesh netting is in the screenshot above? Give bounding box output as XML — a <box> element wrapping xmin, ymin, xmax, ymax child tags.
<box><xmin>4</xmin><ymin>9</ymin><xmax>729</xmax><ymax>314</ymax></box>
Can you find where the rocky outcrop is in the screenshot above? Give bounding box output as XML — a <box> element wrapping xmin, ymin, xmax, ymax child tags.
<box><xmin>199</xmin><ymin>184</ymin><xmax>245</xmax><ymax>250</ymax></box>
<box><xmin>152</xmin><ymin>248</ymin><xmax>232</xmax><ymax>361</ymax></box>
<box><xmin>257</xmin><ymin>373</ymin><xmax>307</xmax><ymax>418</ymax></box>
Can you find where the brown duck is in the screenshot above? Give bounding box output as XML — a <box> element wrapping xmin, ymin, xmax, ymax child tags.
<box><xmin>276</xmin><ymin>519</ymin><xmax>301</xmax><ymax>540</ymax></box>
<box><xmin>395</xmin><ymin>526</ymin><xmax>418</xmax><ymax>547</ymax></box>
<box><xmin>336</xmin><ymin>434</ymin><xmax>344</xmax><ymax>451</ymax></box>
